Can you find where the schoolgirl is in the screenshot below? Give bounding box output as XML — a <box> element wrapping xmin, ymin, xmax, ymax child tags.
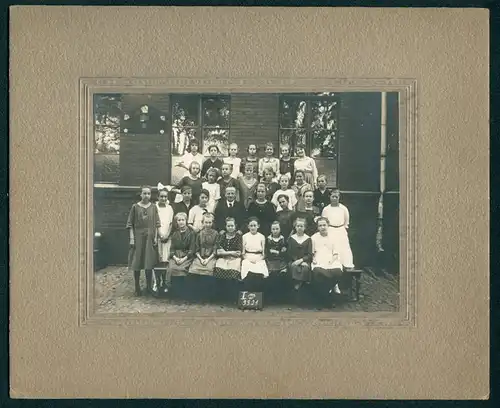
<box><xmin>175</xmin><ymin>161</ymin><xmax>203</xmax><ymax>204</ymax></box>
<box><xmin>258</xmin><ymin>142</ymin><xmax>280</xmax><ymax>181</ymax></box>
<box><xmin>294</xmin><ymin>145</ymin><xmax>318</xmax><ymax>188</ymax></box>
<box><xmin>237</xmin><ymin>162</ymin><xmax>259</xmax><ymax>210</ymax></box>
<box><xmin>202</xmin><ymin>168</ymin><xmax>221</xmax><ymax>213</ymax></box>
<box><xmin>313</xmin><ymin>174</ymin><xmax>331</xmax><ymax>211</ymax></box>
<box><xmin>218</xmin><ymin>163</ymin><xmax>239</xmax><ymax>201</ymax></box>
<box><xmin>168</xmin><ymin>212</ymin><xmax>196</xmax><ymax>298</ymax></box>
<box><xmin>126</xmin><ymin>186</ymin><xmax>161</xmax><ymax>296</ymax></box>
<box><xmin>176</xmin><ymin>139</ymin><xmax>205</xmax><ymax>179</ymax></box>
<box><xmin>201</xmin><ymin>144</ymin><xmax>224</xmax><ymax>178</ymax></box>
<box><xmin>188</xmin><ymin>213</ymin><xmax>218</xmax><ymax>302</ymax></box>
<box><xmin>279</xmin><ymin>144</ymin><xmax>295</xmax><ymax>182</ymax></box>
<box><xmin>261</xmin><ymin>167</ymin><xmax>280</xmax><ymax>201</ymax></box>
<box><xmin>213</xmin><ymin>217</ymin><xmax>243</xmax><ymax>303</ymax></box>
<box><xmin>265</xmin><ymin>221</ymin><xmax>288</xmax><ymax>303</ymax></box>
<box><xmin>292</xmin><ymin>169</ymin><xmax>313</xmax><ymax>210</ymax></box>
<box><xmin>293</xmin><ymin>189</ymin><xmax>321</xmax><ymax>236</ymax></box>
<box><xmin>188</xmin><ymin>189</ymin><xmax>210</xmax><ymax>232</ymax></box>
<box><xmin>172</xmin><ymin>186</ymin><xmax>195</xmax><ymax>217</ymax></box>
<box><xmin>246</xmin><ymin>183</ymin><xmax>277</xmax><ymax>237</ymax></box>
<box><xmin>311</xmin><ymin>217</ymin><xmax>345</xmax><ymax>308</ymax></box>
<box><xmin>275</xmin><ymin>194</ymin><xmax>295</xmax><ymax>240</ymax></box>
<box><xmin>241</xmin><ymin>217</ymin><xmax>269</xmax><ymax>292</ymax></box>
<box><xmin>224</xmin><ymin>143</ymin><xmax>242</xmax><ymax>180</ymax></box>
<box><xmin>287</xmin><ymin>217</ymin><xmax>312</xmax><ymax>292</ymax></box>
<box><xmin>153</xmin><ymin>186</ymin><xmax>174</xmax><ymax>296</ymax></box>
<box><xmin>271</xmin><ymin>174</ymin><xmax>297</xmax><ymax>211</ymax></box>
<box><xmin>321</xmin><ymin>188</ymin><xmax>354</xmax><ymax>269</ymax></box>
<box><xmin>240</xmin><ymin>144</ymin><xmax>259</xmax><ymax>177</ymax></box>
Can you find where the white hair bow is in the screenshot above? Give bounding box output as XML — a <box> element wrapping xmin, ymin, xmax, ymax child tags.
<box><xmin>157</xmin><ymin>182</ymin><xmax>173</xmax><ymax>191</ymax></box>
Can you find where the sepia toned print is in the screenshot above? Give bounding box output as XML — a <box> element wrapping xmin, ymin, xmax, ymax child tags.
<box><xmin>84</xmin><ymin>77</ymin><xmax>415</xmax><ymax>325</ymax></box>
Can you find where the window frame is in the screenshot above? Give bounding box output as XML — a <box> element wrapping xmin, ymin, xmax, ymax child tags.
<box><xmin>278</xmin><ymin>93</ymin><xmax>340</xmax><ymax>159</ymax></box>
<box><xmin>170</xmin><ymin>93</ymin><xmax>232</xmax><ymax>157</ymax></box>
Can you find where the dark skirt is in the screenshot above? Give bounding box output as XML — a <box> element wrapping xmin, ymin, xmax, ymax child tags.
<box><xmin>289</xmin><ymin>263</ymin><xmax>311</xmax><ymax>282</ymax></box>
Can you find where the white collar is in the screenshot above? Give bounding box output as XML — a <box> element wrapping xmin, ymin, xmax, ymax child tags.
<box><xmin>137</xmin><ymin>202</ymin><xmax>151</xmax><ymax>209</ymax></box>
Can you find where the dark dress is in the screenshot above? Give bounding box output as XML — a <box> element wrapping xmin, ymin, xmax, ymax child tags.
<box><xmin>293</xmin><ymin>206</ymin><xmax>321</xmax><ymax>236</ymax></box>
<box><xmin>263</xmin><ymin>181</ymin><xmax>280</xmax><ymax>201</ymax></box>
<box><xmin>214</xmin><ymin>232</ymin><xmax>243</xmax><ymax>280</ymax></box>
<box><xmin>201</xmin><ymin>158</ymin><xmax>224</xmax><ymax>178</ymax></box>
<box><xmin>246</xmin><ymin>200</ymin><xmax>276</xmax><ymax>237</ymax></box>
<box><xmin>177</xmin><ymin>176</ymin><xmax>203</xmax><ymax>204</ymax></box>
<box><xmin>287</xmin><ymin>235</ymin><xmax>312</xmax><ymax>282</ymax></box>
<box><xmin>218</xmin><ymin>177</ymin><xmax>239</xmax><ymax>201</ymax></box>
<box><xmin>172</xmin><ymin>200</ymin><xmax>194</xmax><ymax>217</ymax></box>
<box><xmin>169</xmin><ymin>228</ymin><xmax>196</xmax><ymax>277</ymax></box>
<box><xmin>280</xmin><ymin>157</ymin><xmax>296</xmax><ymax>179</ymax></box>
<box><xmin>276</xmin><ymin>209</ymin><xmax>295</xmax><ymax>240</ymax></box>
<box><xmin>265</xmin><ymin>235</ymin><xmax>287</xmax><ymax>273</ymax></box>
<box><xmin>313</xmin><ymin>188</ymin><xmax>332</xmax><ymax>212</ymax></box>
<box><xmin>126</xmin><ymin>203</ymin><xmax>161</xmax><ymax>270</ymax></box>
<box><xmin>189</xmin><ymin>228</ymin><xmax>218</xmax><ymax>276</ymax></box>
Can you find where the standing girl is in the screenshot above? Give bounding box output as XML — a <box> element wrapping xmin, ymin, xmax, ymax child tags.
<box><xmin>240</xmin><ymin>144</ymin><xmax>259</xmax><ymax>177</ymax></box>
<box><xmin>292</xmin><ymin>170</ymin><xmax>313</xmax><ymax>211</ymax></box>
<box><xmin>168</xmin><ymin>212</ymin><xmax>196</xmax><ymax>299</ymax></box>
<box><xmin>321</xmin><ymin>188</ymin><xmax>354</xmax><ymax>269</ymax></box>
<box><xmin>294</xmin><ymin>145</ymin><xmax>319</xmax><ymax>188</ymax></box>
<box><xmin>238</xmin><ymin>162</ymin><xmax>258</xmax><ymax>210</ymax></box>
<box><xmin>265</xmin><ymin>221</ymin><xmax>288</xmax><ymax>303</ymax></box>
<box><xmin>172</xmin><ymin>186</ymin><xmax>194</xmax><ymax>217</ymax></box>
<box><xmin>175</xmin><ymin>161</ymin><xmax>203</xmax><ymax>204</ymax></box>
<box><xmin>154</xmin><ymin>186</ymin><xmax>174</xmax><ymax>296</ymax></box>
<box><xmin>201</xmin><ymin>144</ymin><xmax>223</xmax><ymax>178</ymax></box>
<box><xmin>287</xmin><ymin>217</ymin><xmax>312</xmax><ymax>292</ymax></box>
<box><xmin>246</xmin><ymin>183</ymin><xmax>277</xmax><ymax>237</ymax></box>
<box><xmin>271</xmin><ymin>174</ymin><xmax>297</xmax><ymax>211</ymax></box>
<box><xmin>218</xmin><ymin>163</ymin><xmax>239</xmax><ymax>201</ymax></box>
<box><xmin>188</xmin><ymin>189</ymin><xmax>210</xmax><ymax>232</ymax></box>
<box><xmin>202</xmin><ymin>168</ymin><xmax>221</xmax><ymax>213</ymax></box>
<box><xmin>241</xmin><ymin>217</ymin><xmax>269</xmax><ymax>292</ymax></box>
<box><xmin>313</xmin><ymin>174</ymin><xmax>331</xmax><ymax>212</ymax></box>
<box><xmin>261</xmin><ymin>167</ymin><xmax>280</xmax><ymax>201</ymax></box>
<box><xmin>126</xmin><ymin>186</ymin><xmax>161</xmax><ymax>296</ymax></box>
<box><xmin>176</xmin><ymin>139</ymin><xmax>205</xmax><ymax>179</ymax></box>
<box><xmin>224</xmin><ymin>143</ymin><xmax>242</xmax><ymax>180</ymax></box>
<box><xmin>258</xmin><ymin>142</ymin><xmax>280</xmax><ymax>181</ymax></box>
<box><xmin>214</xmin><ymin>217</ymin><xmax>243</xmax><ymax>303</ymax></box>
<box><xmin>275</xmin><ymin>194</ymin><xmax>295</xmax><ymax>240</ymax></box>
<box><xmin>279</xmin><ymin>144</ymin><xmax>295</xmax><ymax>182</ymax></box>
<box><xmin>294</xmin><ymin>189</ymin><xmax>321</xmax><ymax>236</ymax></box>
<box><xmin>311</xmin><ymin>217</ymin><xmax>344</xmax><ymax>308</ymax></box>
<box><xmin>188</xmin><ymin>213</ymin><xmax>218</xmax><ymax>302</ymax></box>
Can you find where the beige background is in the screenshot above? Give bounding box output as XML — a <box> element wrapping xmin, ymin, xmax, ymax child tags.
<box><xmin>9</xmin><ymin>7</ymin><xmax>489</xmax><ymax>399</ymax></box>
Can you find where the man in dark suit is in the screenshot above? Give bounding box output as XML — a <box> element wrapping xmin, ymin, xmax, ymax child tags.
<box><xmin>214</xmin><ymin>186</ymin><xmax>246</xmax><ymax>233</ymax></box>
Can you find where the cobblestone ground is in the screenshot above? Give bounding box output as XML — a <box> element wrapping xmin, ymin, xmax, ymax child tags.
<box><xmin>94</xmin><ymin>266</ymin><xmax>399</xmax><ymax>314</ymax></box>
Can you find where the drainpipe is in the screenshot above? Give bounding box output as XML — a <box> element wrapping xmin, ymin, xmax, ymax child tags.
<box><xmin>377</xmin><ymin>92</ymin><xmax>387</xmax><ymax>252</ymax></box>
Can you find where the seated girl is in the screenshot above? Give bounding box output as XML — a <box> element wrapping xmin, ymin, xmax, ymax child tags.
<box><xmin>241</xmin><ymin>217</ymin><xmax>269</xmax><ymax>292</ymax></box>
<box><xmin>188</xmin><ymin>213</ymin><xmax>218</xmax><ymax>302</ymax></box>
<box><xmin>213</xmin><ymin>217</ymin><xmax>243</xmax><ymax>303</ymax></box>
<box><xmin>265</xmin><ymin>221</ymin><xmax>288</xmax><ymax>303</ymax></box>
<box><xmin>311</xmin><ymin>217</ymin><xmax>345</xmax><ymax>308</ymax></box>
<box><xmin>287</xmin><ymin>217</ymin><xmax>312</xmax><ymax>292</ymax></box>
<box><xmin>168</xmin><ymin>212</ymin><xmax>196</xmax><ymax>298</ymax></box>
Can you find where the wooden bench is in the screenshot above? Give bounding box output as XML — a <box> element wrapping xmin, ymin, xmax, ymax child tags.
<box><xmin>344</xmin><ymin>268</ymin><xmax>363</xmax><ymax>301</ymax></box>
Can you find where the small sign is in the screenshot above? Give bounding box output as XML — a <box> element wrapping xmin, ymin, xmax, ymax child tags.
<box><xmin>238</xmin><ymin>291</ymin><xmax>263</xmax><ymax>310</ymax></box>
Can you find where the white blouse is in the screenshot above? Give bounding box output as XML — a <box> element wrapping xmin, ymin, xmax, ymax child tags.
<box><xmin>181</xmin><ymin>152</ymin><xmax>205</xmax><ymax>169</ymax></box>
<box><xmin>223</xmin><ymin>157</ymin><xmax>242</xmax><ymax>179</ymax></box>
<box><xmin>311</xmin><ymin>232</ymin><xmax>343</xmax><ymax>270</ymax></box>
<box><xmin>188</xmin><ymin>205</ymin><xmax>208</xmax><ymax>232</ymax></box>
<box><xmin>321</xmin><ymin>203</ymin><xmax>350</xmax><ymax>228</ymax></box>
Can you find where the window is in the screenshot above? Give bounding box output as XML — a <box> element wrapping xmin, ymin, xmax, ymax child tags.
<box><xmin>94</xmin><ymin>94</ymin><xmax>122</xmax><ymax>183</ymax></box>
<box><xmin>171</xmin><ymin>94</ymin><xmax>231</xmax><ymax>157</ymax></box>
<box><xmin>279</xmin><ymin>93</ymin><xmax>339</xmax><ymax>158</ymax></box>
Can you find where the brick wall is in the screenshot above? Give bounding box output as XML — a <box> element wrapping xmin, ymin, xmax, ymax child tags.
<box><xmin>229</xmin><ymin>93</ymin><xmax>280</xmax><ymax>153</ymax></box>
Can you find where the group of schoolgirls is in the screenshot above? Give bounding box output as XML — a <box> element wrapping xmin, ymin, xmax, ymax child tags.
<box><xmin>126</xmin><ymin>140</ymin><xmax>354</xmax><ymax>308</ymax></box>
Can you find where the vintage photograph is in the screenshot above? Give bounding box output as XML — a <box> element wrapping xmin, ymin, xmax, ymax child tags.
<box><xmin>92</xmin><ymin>90</ymin><xmax>401</xmax><ymax>314</ymax></box>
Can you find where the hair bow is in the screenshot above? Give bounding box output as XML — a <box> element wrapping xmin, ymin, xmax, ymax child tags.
<box><xmin>157</xmin><ymin>182</ymin><xmax>173</xmax><ymax>191</ymax></box>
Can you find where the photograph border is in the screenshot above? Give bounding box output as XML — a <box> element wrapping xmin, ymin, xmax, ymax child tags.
<box><xmin>79</xmin><ymin>77</ymin><xmax>417</xmax><ymax>328</ymax></box>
